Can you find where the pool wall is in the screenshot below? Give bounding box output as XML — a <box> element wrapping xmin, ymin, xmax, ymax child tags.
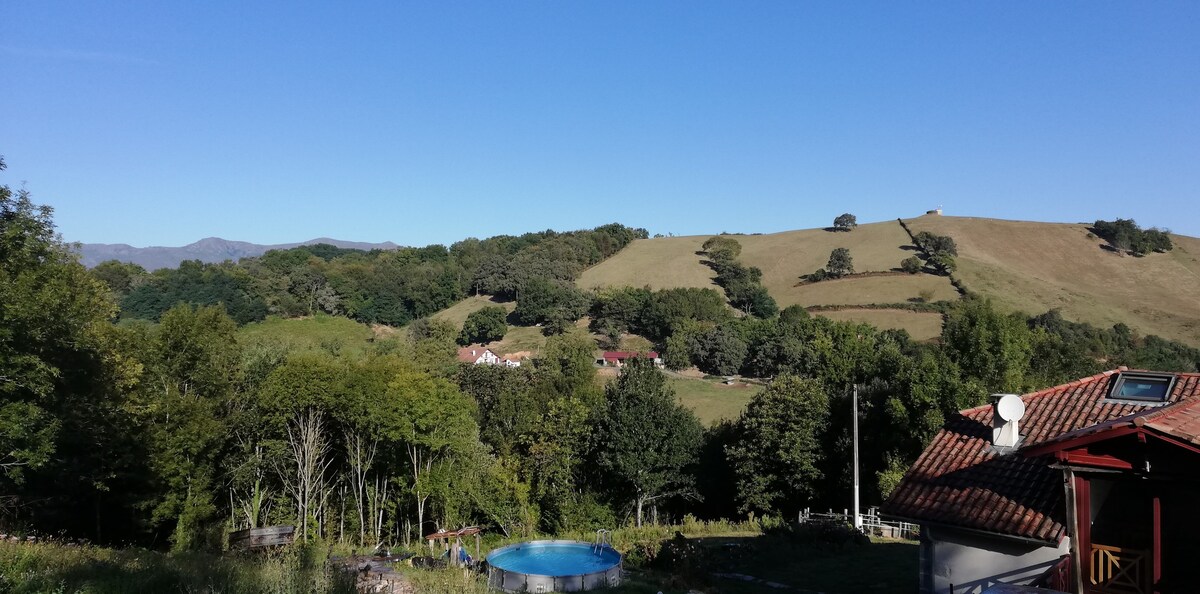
<box><xmin>486</xmin><ymin>540</ymin><xmax>622</xmax><ymax>593</ymax></box>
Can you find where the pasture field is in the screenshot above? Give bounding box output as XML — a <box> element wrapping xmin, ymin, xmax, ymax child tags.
<box><xmin>906</xmin><ymin>216</ymin><xmax>1200</xmax><ymax>345</ymax></box>
<box><xmin>578</xmin><ymin>235</ymin><xmax>717</xmax><ymax>292</ymax></box>
<box><xmin>670</xmin><ymin>377</ymin><xmax>760</xmax><ymax>425</ymax></box>
<box><xmin>575</xmin><ymin>219</ymin><xmax>959</xmax><ymax>339</ymax></box>
<box><xmin>777</xmin><ymin>273</ymin><xmax>959</xmax><ymax>308</ymax></box>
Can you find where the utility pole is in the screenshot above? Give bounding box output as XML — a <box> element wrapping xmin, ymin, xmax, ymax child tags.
<box><xmin>852</xmin><ymin>383</ymin><xmax>862</xmax><ymax>531</ymax></box>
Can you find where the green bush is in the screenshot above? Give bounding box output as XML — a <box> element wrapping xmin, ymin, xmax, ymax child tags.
<box><xmin>900</xmin><ymin>256</ymin><xmax>923</xmax><ymax>274</ymax></box>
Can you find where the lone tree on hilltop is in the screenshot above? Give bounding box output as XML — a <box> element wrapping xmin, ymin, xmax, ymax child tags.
<box><xmin>826</xmin><ymin>248</ymin><xmax>854</xmax><ymax>277</ymax></box>
<box><xmin>833</xmin><ymin>213</ymin><xmax>858</xmax><ymax>231</ymax></box>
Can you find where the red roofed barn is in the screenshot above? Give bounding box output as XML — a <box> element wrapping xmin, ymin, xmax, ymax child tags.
<box><xmin>884</xmin><ymin>369</ymin><xmax>1200</xmax><ymax>594</ymax></box>
<box><xmin>598</xmin><ymin>351</ymin><xmax>663</xmax><ymax>368</ymax></box>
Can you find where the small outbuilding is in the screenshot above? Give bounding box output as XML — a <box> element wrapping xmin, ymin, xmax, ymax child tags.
<box><xmin>597</xmin><ymin>351</ymin><xmax>663</xmax><ymax>368</ymax></box>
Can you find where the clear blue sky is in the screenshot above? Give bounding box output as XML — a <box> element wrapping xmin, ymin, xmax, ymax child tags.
<box><xmin>3</xmin><ymin>1</ymin><xmax>1197</xmax><ymax>246</ymax></box>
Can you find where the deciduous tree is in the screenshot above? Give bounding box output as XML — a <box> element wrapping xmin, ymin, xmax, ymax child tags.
<box><xmin>833</xmin><ymin>213</ymin><xmax>858</xmax><ymax>231</ymax></box>
<box><xmin>826</xmin><ymin>247</ymin><xmax>854</xmax><ymax>277</ymax></box>
<box><xmin>726</xmin><ymin>375</ymin><xmax>830</xmax><ymax>514</ymax></box>
<box><xmin>596</xmin><ymin>360</ymin><xmax>703</xmax><ymax>526</ymax></box>
<box><xmin>459</xmin><ymin>306</ymin><xmax>508</xmax><ymax>345</ymax></box>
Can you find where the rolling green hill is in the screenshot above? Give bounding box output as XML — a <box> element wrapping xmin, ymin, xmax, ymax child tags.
<box><xmin>577</xmin><ymin>215</ymin><xmax>1200</xmax><ymax>345</ymax></box>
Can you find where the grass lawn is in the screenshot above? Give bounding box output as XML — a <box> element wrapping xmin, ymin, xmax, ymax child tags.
<box><xmin>401</xmin><ymin>521</ymin><xmax>917</xmax><ymax>594</ymax></box>
<box><xmin>0</xmin><ymin>541</ymin><xmax>354</xmax><ymax>594</ymax></box>
<box><xmin>613</xmin><ymin>535</ymin><xmax>917</xmax><ymax>594</ymax></box>
<box><xmin>670</xmin><ymin>377</ymin><xmax>760</xmax><ymax>425</ymax></box>
<box><xmin>237</xmin><ymin>315</ymin><xmax>379</xmax><ymax>356</ymax></box>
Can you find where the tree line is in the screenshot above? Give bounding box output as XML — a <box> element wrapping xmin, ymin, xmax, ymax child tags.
<box><xmin>95</xmin><ymin>223</ymin><xmax>648</xmax><ymax>327</ymax></box>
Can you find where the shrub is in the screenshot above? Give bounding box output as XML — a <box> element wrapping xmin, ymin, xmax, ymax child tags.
<box><xmin>900</xmin><ymin>256</ymin><xmax>923</xmax><ymax>274</ymax></box>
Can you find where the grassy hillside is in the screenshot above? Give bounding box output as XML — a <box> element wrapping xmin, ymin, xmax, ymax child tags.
<box><xmin>578</xmin><ymin>220</ymin><xmax>957</xmax><ymax>339</ymax></box>
<box><xmin>578</xmin><ymin>235</ymin><xmax>717</xmax><ymax>291</ymax></box>
<box><xmin>574</xmin><ymin>215</ymin><xmax>1200</xmax><ymax>345</ymax></box>
<box><xmin>906</xmin><ymin>216</ymin><xmax>1200</xmax><ymax>345</ymax></box>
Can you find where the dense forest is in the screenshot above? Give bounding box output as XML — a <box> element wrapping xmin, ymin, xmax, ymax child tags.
<box><xmin>95</xmin><ymin>223</ymin><xmax>648</xmax><ymax>326</ymax></box>
<box><xmin>4</xmin><ymin>161</ymin><xmax>1200</xmax><ymax>555</ymax></box>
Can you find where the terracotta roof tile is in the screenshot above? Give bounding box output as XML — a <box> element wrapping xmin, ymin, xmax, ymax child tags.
<box><xmin>883</xmin><ymin>369</ymin><xmax>1200</xmax><ymax>542</ymax></box>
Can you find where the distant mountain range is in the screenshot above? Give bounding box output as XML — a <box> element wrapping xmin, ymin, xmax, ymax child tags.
<box><xmin>77</xmin><ymin>237</ymin><xmax>399</xmax><ymax>271</ymax></box>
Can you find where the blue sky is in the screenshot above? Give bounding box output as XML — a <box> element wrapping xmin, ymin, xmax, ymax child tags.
<box><xmin>2</xmin><ymin>1</ymin><xmax>1197</xmax><ymax>246</ymax></box>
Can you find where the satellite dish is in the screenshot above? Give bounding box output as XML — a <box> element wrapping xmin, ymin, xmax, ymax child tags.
<box><xmin>995</xmin><ymin>394</ymin><xmax>1026</xmax><ymax>422</ymax></box>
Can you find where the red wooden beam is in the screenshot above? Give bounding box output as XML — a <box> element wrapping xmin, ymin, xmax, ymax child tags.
<box><xmin>1153</xmin><ymin>495</ymin><xmax>1161</xmax><ymax>592</ymax></box>
<box><xmin>1023</xmin><ymin>425</ymin><xmax>1141</xmax><ymax>457</ymax></box>
<box><xmin>1064</xmin><ymin>451</ymin><xmax>1134</xmax><ymax>470</ymax></box>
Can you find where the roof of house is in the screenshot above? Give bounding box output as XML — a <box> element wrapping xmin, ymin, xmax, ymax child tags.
<box><xmin>602</xmin><ymin>351</ymin><xmax>660</xmax><ymax>360</ymax></box>
<box><xmin>883</xmin><ymin>369</ymin><xmax>1200</xmax><ymax>543</ymax></box>
<box><xmin>456</xmin><ymin>347</ymin><xmax>495</xmax><ymax>363</ymax></box>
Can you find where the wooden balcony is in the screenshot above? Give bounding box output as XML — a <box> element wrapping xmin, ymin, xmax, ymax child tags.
<box><xmin>1089</xmin><ymin>543</ymin><xmax>1150</xmax><ymax>594</ymax></box>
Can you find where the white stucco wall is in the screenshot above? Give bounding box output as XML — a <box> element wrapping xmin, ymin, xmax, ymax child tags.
<box><xmin>923</xmin><ymin>526</ymin><xmax>1070</xmax><ymax>594</ymax></box>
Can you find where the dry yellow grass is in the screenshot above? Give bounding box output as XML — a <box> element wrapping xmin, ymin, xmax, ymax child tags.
<box><xmin>578</xmin><ymin>235</ymin><xmax>717</xmax><ymax>291</ymax></box>
<box><xmin>739</xmin><ymin>220</ymin><xmax>917</xmax><ymax>285</ymax></box>
<box><xmin>814</xmin><ymin>309</ymin><xmax>945</xmax><ymax>341</ymax></box>
<box><xmin>906</xmin><ymin>215</ymin><xmax>1200</xmax><ymax>345</ymax></box>
<box><xmin>578</xmin><ymin>221</ymin><xmax>917</xmax><ymax>292</ymax></box>
<box><xmin>775</xmin><ymin>274</ymin><xmax>959</xmax><ymax>308</ymax></box>
<box><xmin>576</xmin><ymin>220</ymin><xmax>959</xmax><ymax>338</ymax></box>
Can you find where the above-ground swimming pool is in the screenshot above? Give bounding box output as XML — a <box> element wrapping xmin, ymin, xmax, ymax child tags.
<box><xmin>486</xmin><ymin>540</ymin><xmax>622</xmax><ymax>592</ymax></box>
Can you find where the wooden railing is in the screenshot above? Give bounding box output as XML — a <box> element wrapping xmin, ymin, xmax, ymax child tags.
<box><xmin>1033</xmin><ymin>554</ymin><xmax>1072</xmax><ymax>592</ymax></box>
<box><xmin>1090</xmin><ymin>543</ymin><xmax>1149</xmax><ymax>594</ymax></box>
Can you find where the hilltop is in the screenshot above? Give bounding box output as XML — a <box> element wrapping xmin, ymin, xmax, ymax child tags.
<box><xmin>578</xmin><ymin>215</ymin><xmax>1200</xmax><ymax>346</ymax></box>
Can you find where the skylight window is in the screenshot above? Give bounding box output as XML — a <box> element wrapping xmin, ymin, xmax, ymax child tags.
<box><xmin>1108</xmin><ymin>372</ymin><xmax>1176</xmax><ymax>403</ymax></box>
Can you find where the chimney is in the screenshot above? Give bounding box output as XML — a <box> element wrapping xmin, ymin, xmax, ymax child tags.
<box><xmin>991</xmin><ymin>394</ymin><xmax>1026</xmax><ymax>451</ymax></box>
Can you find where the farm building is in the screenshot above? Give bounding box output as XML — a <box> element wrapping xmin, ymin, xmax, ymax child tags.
<box><xmin>457</xmin><ymin>347</ymin><xmax>521</xmax><ymax>368</ymax></box>
<box><xmin>597</xmin><ymin>351</ymin><xmax>663</xmax><ymax>368</ymax></box>
<box><xmin>885</xmin><ymin>368</ymin><xmax>1200</xmax><ymax>594</ymax></box>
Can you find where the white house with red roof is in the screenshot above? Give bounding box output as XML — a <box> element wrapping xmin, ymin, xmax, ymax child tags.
<box><xmin>456</xmin><ymin>346</ymin><xmax>520</xmax><ymax>367</ymax></box>
<box><xmin>885</xmin><ymin>368</ymin><xmax>1200</xmax><ymax>594</ymax></box>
